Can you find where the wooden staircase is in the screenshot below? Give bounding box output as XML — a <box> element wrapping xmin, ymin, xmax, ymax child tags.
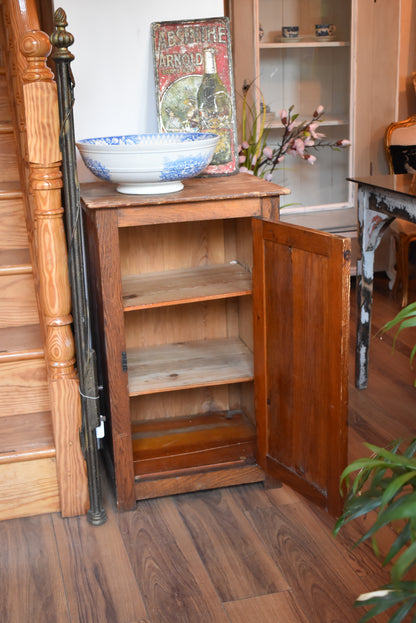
<box><xmin>0</xmin><ymin>0</ymin><xmax>89</xmax><ymax>520</ymax></box>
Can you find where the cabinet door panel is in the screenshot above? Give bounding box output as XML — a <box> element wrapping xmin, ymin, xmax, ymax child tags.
<box><xmin>252</xmin><ymin>218</ymin><xmax>350</xmax><ymax>515</ymax></box>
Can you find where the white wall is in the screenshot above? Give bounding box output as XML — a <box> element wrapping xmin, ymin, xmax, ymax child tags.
<box><xmin>55</xmin><ymin>1</ymin><xmax>224</xmax><ymax>179</ymax></box>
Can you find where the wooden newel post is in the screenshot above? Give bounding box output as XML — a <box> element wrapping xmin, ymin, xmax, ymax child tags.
<box><xmin>20</xmin><ymin>29</ymin><xmax>90</xmax><ymax>517</ymax></box>
<box><xmin>29</xmin><ymin>161</ymin><xmax>76</xmax><ymax>378</ymax></box>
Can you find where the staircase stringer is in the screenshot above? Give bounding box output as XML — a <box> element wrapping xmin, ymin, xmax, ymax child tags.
<box><xmin>2</xmin><ymin>0</ymin><xmax>89</xmax><ymax>517</ymax></box>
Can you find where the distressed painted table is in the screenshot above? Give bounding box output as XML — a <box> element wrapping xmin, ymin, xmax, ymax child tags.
<box><xmin>348</xmin><ymin>174</ymin><xmax>416</xmax><ymax>389</ymax></box>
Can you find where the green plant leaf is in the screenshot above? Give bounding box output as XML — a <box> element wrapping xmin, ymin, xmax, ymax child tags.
<box><xmin>356</xmin><ymin>585</ymin><xmax>416</xmax><ymax>622</ymax></box>
<box><xmin>382</xmin><ymin>305</ymin><xmax>416</xmax><ymax>383</ymax></box>
<box><xmin>392</xmin><ymin>540</ymin><xmax>416</xmax><ymax>584</ymax></box>
<box><xmin>403</xmin><ymin>438</ymin><xmax>416</xmax><ymax>458</ymax></box>
<box><xmin>388</xmin><ymin>599</ymin><xmax>416</xmax><ymax>623</ymax></box>
<box><xmin>334</xmin><ymin>300</ymin><xmax>416</xmax><ymax>620</ymax></box>
<box><xmin>356</xmin><ymin>598</ymin><xmax>400</xmax><ymax>623</ymax></box>
<box><xmin>339</xmin><ymin>457</ymin><xmax>392</xmax><ymax>492</ymax></box>
<box><xmin>334</xmin><ymin>496</ymin><xmax>382</xmax><ymax>536</ymax></box>
<box><xmin>353</xmin><ymin>495</ymin><xmax>416</xmax><ymax>557</ymax></box>
<box><xmin>384</xmin><ymin>522</ymin><xmax>412</xmax><ymax>566</ymax></box>
<box><xmin>370</xmin><ymin>492</ymin><xmax>416</xmax><ymax>531</ymax></box>
<box><xmin>382</xmin><ymin>303</ymin><xmax>416</xmax><ymax>332</ymax></box>
<box><xmin>391</xmin><ymin>317</ymin><xmax>416</xmax><ymax>348</ymax></box>
<box><xmin>363</xmin><ymin>444</ymin><xmax>416</xmax><ymax>469</ymax></box>
<box><xmin>382</xmin><ymin>303</ymin><xmax>416</xmax><ymax>352</ymax></box>
<box><xmin>381</xmin><ymin>471</ymin><xmax>416</xmax><ymax>508</ymax></box>
<box><xmin>357</xmin><ymin>584</ymin><xmax>416</xmax><ymax>623</ymax></box>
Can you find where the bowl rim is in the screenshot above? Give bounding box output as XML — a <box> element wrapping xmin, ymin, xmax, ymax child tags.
<box><xmin>76</xmin><ymin>132</ymin><xmax>219</xmax><ymax>148</ymax></box>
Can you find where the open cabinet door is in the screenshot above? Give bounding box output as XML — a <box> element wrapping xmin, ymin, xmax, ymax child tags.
<box><xmin>252</xmin><ymin>218</ymin><xmax>350</xmax><ymax>516</ymax></box>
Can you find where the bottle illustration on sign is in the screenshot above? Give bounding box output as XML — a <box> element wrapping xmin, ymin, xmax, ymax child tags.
<box><xmin>197</xmin><ymin>47</ymin><xmax>232</xmax><ymax>165</ymax></box>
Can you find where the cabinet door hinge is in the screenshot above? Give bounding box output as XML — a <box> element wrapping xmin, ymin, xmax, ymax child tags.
<box><xmin>121</xmin><ymin>350</ymin><xmax>128</xmax><ymax>372</ymax></box>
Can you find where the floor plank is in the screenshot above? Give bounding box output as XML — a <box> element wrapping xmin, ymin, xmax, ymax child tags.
<box><xmin>174</xmin><ymin>487</ymin><xmax>289</xmax><ymax>602</ymax></box>
<box><xmin>52</xmin><ymin>503</ymin><xmax>150</xmax><ymax>623</ymax></box>
<box><xmin>242</xmin><ymin>491</ymin><xmax>390</xmax><ymax>623</ymax></box>
<box><xmin>0</xmin><ymin>515</ymin><xmax>70</xmax><ymax>623</ymax></box>
<box><xmin>224</xmin><ymin>592</ymin><xmax>310</xmax><ymax>623</ymax></box>
<box><xmin>117</xmin><ymin>496</ymin><xmax>230</xmax><ymax>623</ymax></box>
<box><xmin>309</xmin><ymin>500</ymin><xmax>395</xmax><ymax>587</ymax></box>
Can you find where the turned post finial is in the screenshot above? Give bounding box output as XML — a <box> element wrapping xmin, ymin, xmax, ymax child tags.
<box><xmin>21</xmin><ymin>30</ymin><xmax>54</xmax><ymax>83</ymax></box>
<box><xmin>51</xmin><ymin>8</ymin><xmax>75</xmax><ymax>60</ymax></box>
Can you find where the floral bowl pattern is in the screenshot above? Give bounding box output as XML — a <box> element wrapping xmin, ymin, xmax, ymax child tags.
<box><xmin>76</xmin><ymin>132</ymin><xmax>219</xmax><ymax>194</ymax></box>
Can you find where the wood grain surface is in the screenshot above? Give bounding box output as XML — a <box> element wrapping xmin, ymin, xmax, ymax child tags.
<box><xmin>118</xmin><ymin>496</ymin><xmax>230</xmax><ymax>623</ymax></box>
<box><xmin>52</xmin><ymin>505</ymin><xmax>149</xmax><ymax>623</ymax></box>
<box><xmin>174</xmin><ymin>487</ymin><xmax>289</xmax><ymax>601</ymax></box>
<box><xmin>0</xmin><ymin>515</ymin><xmax>69</xmax><ymax>622</ymax></box>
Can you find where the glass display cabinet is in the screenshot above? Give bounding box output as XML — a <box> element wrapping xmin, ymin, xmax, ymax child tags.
<box><xmin>256</xmin><ymin>0</ymin><xmax>352</xmax><ymax>209</ymax></box>
<box><xmin>228</xmin><ymin>0</ymin><xmax>354</xmax><ymax>224</ymax></box>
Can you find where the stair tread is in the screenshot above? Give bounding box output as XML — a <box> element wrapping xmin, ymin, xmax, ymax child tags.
<box><xmin>0</xmin><ymin>121</ymin><xmax>13</xmax><ymax>134</ymax></box>
<box><xmin>0</xmin><ymin>411</ymin><xmax>55</xmax><ymax>462</ymax></box>
<box><xmin>0</xmin><ymin>324</ymin><xmax>43</xmax><ymax>356</ymax></box>
<box><xmin>0</xmin><ymin>181</ymin><xmax>22</xmax><ymax>198</ymax></box>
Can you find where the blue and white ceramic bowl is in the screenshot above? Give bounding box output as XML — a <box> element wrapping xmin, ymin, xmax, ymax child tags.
<box><xmin>76</xmin><ymin>132</ymin><xmax>219</xmax><ymax>194</ymax></box>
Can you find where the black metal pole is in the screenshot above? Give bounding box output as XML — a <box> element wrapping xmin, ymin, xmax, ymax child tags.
<box><xmin>50</xmin><ymin>7</ymin><xmax>106</xmax><ymax>526</ymax></box>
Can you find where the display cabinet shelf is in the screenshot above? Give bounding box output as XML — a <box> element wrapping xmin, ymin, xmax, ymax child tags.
<box><xmin>260</xmin><ymin>40</ymin><xmax>350</xmax><ymax>49</ymax></box>
<box><xmin>126</xmin><ymin>337</ymin><xmax>254</xmax><ymax>396</ymax></box>
<box><xmin>265</xmin><ymin>114</ymin><xmax>349</xmax><ymax>129</ymax></box>
<box><xmin>122</xmin><ymin>262</ymin><xmax>252</xmax><ymax>310</ymax></box>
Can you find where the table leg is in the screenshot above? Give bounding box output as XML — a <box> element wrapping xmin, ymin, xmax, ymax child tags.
<box><xmin>355</xmin><ymin>186</ymin><xmax>392</xmax><ymax>389</ymax></box>
<box><xmin>355</xmin><ymin>253</ymin><xmax>374</xmax><ymax>389</ymax></box>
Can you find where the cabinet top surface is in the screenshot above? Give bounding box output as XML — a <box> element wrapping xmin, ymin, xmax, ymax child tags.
<box><xmin>80</xmin><ymin>172</ymin><xmax>290</xmax><ymax>210</ymax></box>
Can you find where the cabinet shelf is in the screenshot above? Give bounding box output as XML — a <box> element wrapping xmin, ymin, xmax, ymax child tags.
<box><xmin>265</xmin><ymin>114</ymin><xmax>349</xmax><ymax>128</ymax></box>
<box><xmin>260</xmin><ymin>40</ymin><xmax>350</xmax><ymax>49</ymax></box>
<box><xmin>127</xmin><ymin>337</ymin><xmax>254</xmax><ymax>396</ymax></box>
<box><xmin>131</xmin><ymin>410</ymin><xmax>257</xmax><ymax>477</ymax></box>
<box><xmin>122</xmin><ymin>262</ymin><xmax>252</xmax><ymax>310</ymax></box>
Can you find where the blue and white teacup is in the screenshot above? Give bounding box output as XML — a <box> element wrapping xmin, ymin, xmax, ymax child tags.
<box><xmin>282</xmin><ymin>26</ymin><xmax>299</xmax><ymax>39</ymax></box>
<box><xmin>315</xmin><ymin>23</ymin><xmax>336</xmax><ymax>37</ymax></box>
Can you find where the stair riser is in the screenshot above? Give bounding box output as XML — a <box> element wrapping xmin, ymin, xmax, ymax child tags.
<box><xmin>0</xmin><ymin>272</ymin><xmax>39</xmax><ymax>327</ymax></box>
<box><xmin>0</xmin><ymin>198</ymin><xmax>28</xmax><ymax>249</ymax></box>
<box><xmin>0</xmin><ymin>132</ymin><xmax>19</xmax><ymax>182</ymax></box>
<box><xmin>0</xmin><ymin>457</ymin><xmax>60</xmax><ymax>520</ymax></box>
<box><xmin>0</xmin><ymin>74</ymin><xmax>12</xmax><ymax>122</ymax></box>
<box><xmin>0</xmin><ymin>358</ymin><xmax>50</xmax><ymax>417</ymax></box>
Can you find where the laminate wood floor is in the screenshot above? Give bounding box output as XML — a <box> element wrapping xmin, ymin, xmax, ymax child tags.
<box><xmin>1</xmin><ymin>274</ymin><xmax>415</xmax><ymax>623</ymax></box>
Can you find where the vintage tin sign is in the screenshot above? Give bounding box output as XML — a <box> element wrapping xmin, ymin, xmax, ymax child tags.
<box><xmin>151</xmin><ymin>17</ymin><xmax>238</xmax><ymax>176</ymax></box>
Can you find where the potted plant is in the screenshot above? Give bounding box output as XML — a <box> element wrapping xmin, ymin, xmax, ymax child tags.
<box><xmin>334</xmin><ymin>302</ymin><xmax>416</xmax><ymax>623</ymax></box>
<box><xmin>237</xmin><ymin>81</ymin><xmax>351</xmax><ymax>181</ymax></box>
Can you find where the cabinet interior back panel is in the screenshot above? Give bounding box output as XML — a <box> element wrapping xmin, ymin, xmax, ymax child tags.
<box><xmin>129</xmin><ymin>384</ymin><xmax>252</xmax><ymax>422</ymax></box>
<box><xmin>259</xmin><ymin>0</ymin><xmax>351</xmax><ymax>42</ymax></box>
<box><xmin>118</xmin><ymin>220</ymin><xmax>252</xmax><ymax>275</ymax></box>
<box><xmin>124</xmin><ymin>299</ymin><xmax>250</xmax><ymax>349</ymax></box>
<box><xmin>259</xmin><ymin>47</ymin><xmax>350</xmax><ymax>116</ymax></box>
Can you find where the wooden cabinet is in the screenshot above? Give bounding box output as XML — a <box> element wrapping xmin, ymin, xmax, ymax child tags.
<box><xmin>81</xmin><ymin>173</ymin><xmax>350</xmax><ymax>516</ymax></box>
